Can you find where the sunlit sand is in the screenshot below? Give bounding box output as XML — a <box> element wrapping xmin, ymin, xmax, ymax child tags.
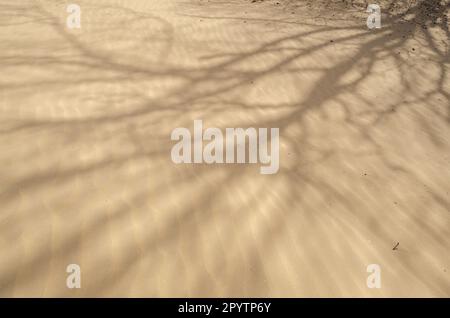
<box><xmin>0</xmin><ymin>0</ymin><xmax>449</xmax><ymax>297</ymax></box>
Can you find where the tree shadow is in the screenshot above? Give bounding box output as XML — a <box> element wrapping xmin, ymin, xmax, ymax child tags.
<box><xmin>0</xmin><ymin>0</ymin><xmax>449</xmax><ymax>296</ymax></box>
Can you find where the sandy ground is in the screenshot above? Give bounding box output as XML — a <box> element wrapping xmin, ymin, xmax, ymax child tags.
<box><xmin>0</xmin><ymin>0</ymin><xmax>449</xmax><ymax>297</ymax></box>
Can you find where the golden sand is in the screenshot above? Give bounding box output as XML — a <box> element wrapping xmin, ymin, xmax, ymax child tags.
<box><xmin>0</xmin><ymin>0</ymin><xmax>449</xmax><ymax>297</ymax></box>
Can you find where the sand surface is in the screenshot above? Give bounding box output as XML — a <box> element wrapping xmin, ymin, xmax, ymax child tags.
<box><xmin>0</xmin><ymin>0</ymin><xmax>449</xmax><ymax>297</ymax></box>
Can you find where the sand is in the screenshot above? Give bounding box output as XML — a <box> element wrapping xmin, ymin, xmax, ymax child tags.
<box><xmin>0</xmin><ymin>0</ymin><xmax>449</xmax><ymax>297</ymax></box>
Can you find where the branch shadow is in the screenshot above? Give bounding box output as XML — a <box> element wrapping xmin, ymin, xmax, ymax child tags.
<box><xmin>0</xmin><ymin>0</ymin><xmax>449</xmax><ymax>296</ymax></box>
